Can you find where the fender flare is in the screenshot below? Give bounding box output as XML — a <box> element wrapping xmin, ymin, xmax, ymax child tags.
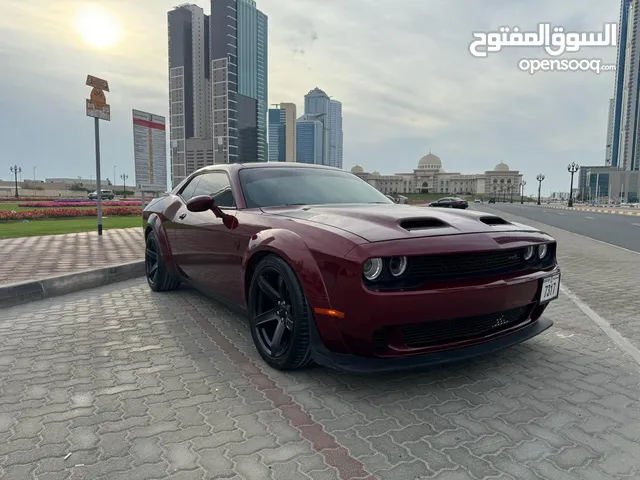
<box><xmin>243</xmin><ymin>228</ymin><xmax>331</xmax><ymax>308</ymax></box>
<box><xmin>145</xmin><ymin>214</ymin><xmax>179</xmax><ymax>276</ymax></box>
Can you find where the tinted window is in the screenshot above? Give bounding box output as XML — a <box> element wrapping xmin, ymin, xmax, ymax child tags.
<box><xmin>239</xmin><ymin>167</ymin><xmax>393</xmax><ymax>208</ymax></box>
<box><xmin>179</xmin><ymin>175</ymin><xmax>202</xmax><ymax>200</ymax></box>
<box><xmin>192</xmin><ymin>172</ymin><xmax>236</xmax><ymax>207</ymax></box>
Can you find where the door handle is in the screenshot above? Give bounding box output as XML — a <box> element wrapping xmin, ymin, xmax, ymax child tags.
<box><xmin>179</xmin><ymin>213</ymin><xmax>187</xmax><ymax>220</ymax></box>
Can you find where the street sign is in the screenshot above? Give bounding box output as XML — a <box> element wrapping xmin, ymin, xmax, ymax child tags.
<box><xmin>132</xmin><ymin>109</ymin><xmax>168</xmax><ymax>193</ymax></box>
<box><xmin>86</xmin><ymin>75</ymin><xmax>110</xmax><ymax>91</ymax></box>
<box><xmin>86</xmin><ymin>100</ymin><xmax>111</xmax><ymax>121</ymax></box>
<box><xmin>86</xmin><ymin>75</ymin><xmax>111</xmax><ymax>121</ymax></box>
<box><xmin>86</xmin><ymin>74</ymin><xmax>111</xmax><ymax>235</ymax></box>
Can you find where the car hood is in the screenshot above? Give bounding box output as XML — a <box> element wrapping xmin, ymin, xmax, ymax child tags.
<box><xmin>262</xmin><ymin>204</ymin><xmax>539</xmax><ymax>242</ymax></box>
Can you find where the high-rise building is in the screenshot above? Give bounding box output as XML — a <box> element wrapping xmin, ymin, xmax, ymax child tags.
<box><xmin>168</xmin><ymin>1</ymin><xmax>268</xmax><ymax>187</ymax></box>
<box><xmin>209</xmin><ymin>0</ymin><xmax>267</xmax><ymax>165</ymax></box>
<box><xmin>268</xmin><ymin>103</ymin><xmax>297</xmax><ymax>162</ymax></box>
<box><xmin>610</xmin><ymin>0</ymin><xmax>639</xmax><ymax>171</ymax></box>
<box><xmin>329</xmin><ymin>100</ymin><xmax>343</xmax><ymax>169</ymax></box>
<box><xmin>296</xmin><ymin>114</ymin><xmax>324</xmax><ymax>164</ymax></box>
<box><xmin>168</xmin><ymin>4</ymin><xmax>210</xmax><ymax>186</ymax></box>
<box><xmin>304</xmin><ymin>88</ymin><xmax>331</xmax><ymax>165</ymax></box>
<box><xmin>606</xmin><ymin>98</ymin><xmax>615</xmax><ymax>165</ymax></box>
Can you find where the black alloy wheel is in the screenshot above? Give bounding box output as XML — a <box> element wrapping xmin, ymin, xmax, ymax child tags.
<box><xmin>248</xmin><ymin>255</ymin><xmax>313</xmax><ymax>370</ymax></box>
<box><xmin>145</xmin><ymin>230</ymin><xmax>180</xmax><ymax>292</ymax></box>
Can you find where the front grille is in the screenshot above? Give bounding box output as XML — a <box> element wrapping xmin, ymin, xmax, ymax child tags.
<box><xmin>407</xmin><ymin>249</ymin><xmax>525</xmax><ymax>283</ymax></box>
<box><xmin>401</xmin><ymin>304</ymin><xmax>533</xmax><ymax>349</ymax></box>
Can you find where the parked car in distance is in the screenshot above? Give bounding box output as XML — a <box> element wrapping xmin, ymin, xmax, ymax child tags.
<box><xmin>428</xmin><ymin>197</ymin><xmax>469</xmax><ymax>209</ymax></box>
<box><xmin>488</xmin><ymin>197</ymin><xmax>496</xmax><ymax>204</ymax></box>
<box><xmin>88</xmin><ymin>189</ymin><xmax>115</xmax><ymax>200</ymax></box>
<box><xmin>142</xmin><ymin>163</ymin><xmax>560</xmax><ymax>373</ymax></box>
<box><xmin>474</xmin><ymin>199</ymin><xmax>483</xmax><ymax>204</ymax></box>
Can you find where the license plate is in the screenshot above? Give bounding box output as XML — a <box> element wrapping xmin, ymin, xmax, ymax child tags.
<box><xmin>540</xmin><ymin>274</ymin><xmax>560</xmax><ymax>303</ymax></box>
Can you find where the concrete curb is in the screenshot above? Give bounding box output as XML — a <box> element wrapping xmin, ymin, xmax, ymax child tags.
<box><xmin>0</xmin><ymin>261</ymin><xmax>145</xmax><ymax>309</ymax></box>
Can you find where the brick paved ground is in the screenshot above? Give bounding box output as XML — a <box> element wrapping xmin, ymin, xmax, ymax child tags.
<box><xmin>2</xmin><ymin>210</ymin><xmax>640</xmax><ymax>479</ymax></box>
<box><xmin>0</xmin><ymin>228</ymin><xmax>143</xmax><ymax>286</ymax></box>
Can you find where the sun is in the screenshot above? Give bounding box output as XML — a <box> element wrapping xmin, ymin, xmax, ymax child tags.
<box><xmin>73</xmin><ymin>5</ymin><xmax>123</xmax><ymax>49</ymax></box>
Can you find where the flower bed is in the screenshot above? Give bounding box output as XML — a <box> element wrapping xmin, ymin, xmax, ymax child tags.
<box><xmin>0</xmin><ymin>207</ymin><xmax>142</xmax><ymax>221</ymax></box>
<box><xmin>53</xmin><ymin>197</ymin><xmax>142</xmax><ymax>203</ymax></box>
<box><xmin>18</xmin><ymin>201</ymin><xmax>141</xmax><ymax>208</ymax></box>
<box><xmin>0</xmin><ymin>197</ymin><xmax>58</xmax><ymax>202</ymax></box>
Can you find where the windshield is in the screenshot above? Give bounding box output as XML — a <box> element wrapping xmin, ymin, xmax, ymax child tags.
<box><xmin>239</xmin><ymin>167</ymin><xmax>394</xmax><ymax>208</ymax></box>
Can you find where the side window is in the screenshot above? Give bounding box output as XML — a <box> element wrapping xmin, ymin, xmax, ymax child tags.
<box><xmin>191</xmin><ymin>172</ymin><xmax>236</xmax><ymax>208</ymax></box>
<box><xmin>179</xmin><ymin>175</ymin><xmax>202</xmax><ymax>201</ymax></box>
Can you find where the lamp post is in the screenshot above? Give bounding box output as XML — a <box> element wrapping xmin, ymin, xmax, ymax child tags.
<box><xmin>120</xmin><ymin>173</ymin><xmax>129</xmax><ymax>198</ymax></box>
<box><xmin>520</xmin><ymin>180</ymin><xmax>526</xmax><ymax>204</ymax></box>
<box><xmin>113</xmin><ymin>166</ymin><xmax>116</xmax><ymax>187</ymax></box>
<box><xmin>509</xmin><ymin>184</ymin><xmax>514</xmax><ymax>203</ymax></box>
<box><xmin>567</xmin><ymin>162</ymin><xmax>579</xmax><ymax>207</ymax></box>
<box><xmin>536</xmin><ymin>174</ymin><xmax>545</xmax><ymax>205</ymax></box>
<box><xmin>499</xmin><ymin>186</ymin><xmax>504</xmax><ymax>203</ymax></box>
<box><xmin>10</xmin><ymin>165</ymin><xmax>21</xmax><ymax>198</ymax></box>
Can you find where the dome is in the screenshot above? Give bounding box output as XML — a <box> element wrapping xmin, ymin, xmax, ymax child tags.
<box><xmin>494</xmin><ymin>162</ymin><xmax>509</xmax><ymax>171</ymax></box>
<box><xmin>371</xmin><ymin>171</ymin><xmax>380</xmax><ymax>176</ymax></box>
<box><xmin>418</xmin><ymin>153</ymin><xmax>442</xmax><ymax>169</ymax></box>
<box><xmin>351</xmin><ymin>165</ymin><xmax>364</xmax><ymax>173</ymax></box>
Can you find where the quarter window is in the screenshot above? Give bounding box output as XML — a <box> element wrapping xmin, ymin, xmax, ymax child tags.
<box><xmin>179</xmin><ymin>175</ymin><xmax>202</xmax><ymax>200</ymax></box>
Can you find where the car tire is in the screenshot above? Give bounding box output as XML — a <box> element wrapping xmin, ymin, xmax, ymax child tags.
<box><xmin>248</xmin><ymin>254</ymin><xmax>313</xmax><ymax>371</ymax></box>
<box><xmin>145</xmin><ymin>230</ymin><xmax>180</xmax><ymax>292</ymax></box>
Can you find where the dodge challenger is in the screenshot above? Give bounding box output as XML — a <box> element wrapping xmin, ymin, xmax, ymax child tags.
<box><xmin>142</xmin><ymin>163</ymin><xmax>560</xmax><ymax>373</ymax></box>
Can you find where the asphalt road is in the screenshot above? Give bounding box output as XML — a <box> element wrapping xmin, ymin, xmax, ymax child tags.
<box><xmin>474</xmin><ymin>203</ymin><xmax>640</xmax><ymax>253</ymax></box>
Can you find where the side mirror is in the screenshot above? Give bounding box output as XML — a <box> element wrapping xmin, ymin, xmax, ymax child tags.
<box><xmin>186</xmin><ymin>195</ymin><xmax>214</xmax><ymax>212</ymax></box>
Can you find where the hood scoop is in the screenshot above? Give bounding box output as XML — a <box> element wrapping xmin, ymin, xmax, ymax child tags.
<box><xmin>479</xmin><ymin>216</ymin><xmax>510</xmax><ymax>226</ymax></box>
<box><xmin>400</xmin><ymin>218</ymin><xmax>449</xmax><ymax>231</ymax></box>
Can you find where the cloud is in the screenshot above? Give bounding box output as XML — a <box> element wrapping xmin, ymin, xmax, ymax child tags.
<box><xmin>0</xmin><ymin>0</ymin><xmax>621</xmax><ymax>192</ymax></box>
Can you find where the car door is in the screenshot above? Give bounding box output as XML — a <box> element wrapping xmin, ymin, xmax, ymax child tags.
<box><xmin>168</xmin><ymin>174</ymin><xmax>202</xmax><ymax>274</ymax></box>
<box><xmin>176</xmin><ymin>171</ymin><xmax>239</xmax><ymax>302</ymax></box>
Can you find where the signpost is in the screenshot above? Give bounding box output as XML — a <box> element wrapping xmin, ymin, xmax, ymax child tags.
<box><xmin>86</xmin><ymin>74</ymin><xmax>111</xmax><ymax>235</ymax></box>
<box><xmin>132</xmin><ymin>109</ymin><xmax>168</xmax><ymax>208</ymax></box>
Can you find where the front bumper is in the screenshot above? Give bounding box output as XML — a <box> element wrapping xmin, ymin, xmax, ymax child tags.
<box><xmin>309</xmin><ymin>313</ymin><xmax>552</xmax><ymax>374</ymax></box>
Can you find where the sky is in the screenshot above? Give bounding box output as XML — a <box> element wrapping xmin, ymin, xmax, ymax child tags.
<box><xmin>0</xmin><ymin>0</ymin><xmax>620</xmax><ymax>195</ymax></box>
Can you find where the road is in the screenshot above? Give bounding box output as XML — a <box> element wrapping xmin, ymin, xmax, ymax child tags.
<box><xmin>476</xmin><ymin>203</ymin><xmax>640</xmax><ymax>253</ymax></box>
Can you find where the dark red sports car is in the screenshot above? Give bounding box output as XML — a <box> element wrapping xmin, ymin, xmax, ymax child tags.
<box><xmin>142</xmin><ymin>163</ymin><xmax>560</xmax><ymax>373</ymax></box>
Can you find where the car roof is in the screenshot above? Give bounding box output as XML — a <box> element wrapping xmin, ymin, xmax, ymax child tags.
<box><xmin>196</xmin><ymin>162</ymin><xmax>344</xmax><ymax>175</ymax></box>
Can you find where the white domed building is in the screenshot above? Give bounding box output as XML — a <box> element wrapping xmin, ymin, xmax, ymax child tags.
<box><xmin>350</xmin><ymin>154</ymin><xmax>523</xmax><ymax>197</ymax></box>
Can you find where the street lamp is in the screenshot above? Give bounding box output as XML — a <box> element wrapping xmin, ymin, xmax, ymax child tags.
<box><xmin>509</xmin><ymin>184</ymin><xmax>514</xmax><ymax>203</ymax></box>
<box><xmin>536</xmin><ymin>174</ymin><xmax>545</xmax><ymax>205</ymax></box>
<box><xmin>120</xmin><ymin>173</ymin><xmax>129</xmax><ymax>198</ymax></box>
<box><xmin>10</xmin><ymin>165</ymin><xmax>21</xmax><ymax>198</ymax></box>
<box><xmin>567</xmin><ymin>162</ymin><xmax>579</xmax><ymax>207</ymax></box>
<box><xmin>520</xmin><ymin>180</ymin><xmax>526</xmax><ymax>204</ymax></box>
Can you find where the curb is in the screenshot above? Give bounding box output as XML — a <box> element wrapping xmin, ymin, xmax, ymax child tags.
<box><xmin>537</xmin><ymin>205</ymin><xmax>640</xmax><ymax>216</ymax></box>
<box><xmin>0</xmin><ymin>261</ymin><xmax>145</xmax><ymax>309</ymax></box>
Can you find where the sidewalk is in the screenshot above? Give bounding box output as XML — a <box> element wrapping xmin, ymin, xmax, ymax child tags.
<box><xmin>539</xmin><ymin>204</ymin><xmax>640</xmax><ymax>216</ymax></box>
<box><xmin>0</xmin><ymin>228</ymin><xmax>143</xmax><ymax>286</ymax></box>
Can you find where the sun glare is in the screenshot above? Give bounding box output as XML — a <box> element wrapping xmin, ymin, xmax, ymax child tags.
<box><xmin>73</xmin><ymin>5</ymin><xmax>123</xmax><ymax>49</ymax></box>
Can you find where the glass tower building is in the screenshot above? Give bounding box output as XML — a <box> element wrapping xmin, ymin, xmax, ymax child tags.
<box><xmin>296</xmin><ymin>114</ymin><xmax>324</xmax><ymax>164</ymax></box>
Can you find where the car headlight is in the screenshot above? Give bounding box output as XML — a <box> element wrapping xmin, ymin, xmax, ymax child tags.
<box><xmin>363</xmin><ymin>258</ymin><xmax>383</xmax><ymax>281</ymax></box>
<box><xmin>538</xmin><ymin>244</ymin><xmax>548</xmax><ymax>259</ymax></box>
<box><xmin>389</xmin><ymin>256</ymin><xmax>408</xmax><ymax>277</ymax></box>
<box><xmin>524</xmin><ymin>246</ymin><xmax>535</xmax><ymax>261</ymax></box>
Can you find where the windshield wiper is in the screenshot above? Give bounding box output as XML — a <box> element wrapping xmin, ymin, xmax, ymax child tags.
<box><xmin>368</xmin><ymin>201</ymin><xmax>390</xmax><ymax>204</ymax></box>
<box><xmin>283</xmin><ymin>203</ymin><xmax>308</xmax><ymax>206</ymax></box>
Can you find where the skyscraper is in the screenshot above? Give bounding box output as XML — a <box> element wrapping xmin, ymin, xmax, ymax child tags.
<box><xmin>209</xmin><ymin>0</ymin><xmax>268</xmax><ymax>165</ymax></box>
<box><xmin>606</xmin><ymin>97</ymin><xmax>615</xmax><ymax>165</ymax></box>
<box><xmin>296</xmin><ymin>114</ymin><xmax>324</xmax><ymax>164</ymax></box>
<box><xmin>168</xmin><ymin>1</ymin><xmax>268</xmax><ymax>187</ymax></box>
<box><xmin>329</xmin><ymin>100</ymin><xmax>343</xmax><ymax>169</ymax></box>
<box><xmin>268</xmin><ymin>103</ymin><xmax>296</xmax><ymax>162</ymax></box>
<box><xmin>168</xmin><ymin>4</ymin><xmax>209</xmax><ymax>186</ymax></box>
<box><xmin>304</xmin><ymin>88</ymin><xmax>331</xmax><ymax>165</ymax></box>
<box><xmin>610</xmin><ymin>0</ymin><xmax>639</xmax><ymax>171</ymax></box>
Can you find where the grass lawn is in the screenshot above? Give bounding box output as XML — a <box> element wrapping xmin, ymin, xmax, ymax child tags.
<box><xmin>0</xmin><ymin>216</ymin><xmax>142</xmax><ymax>239</ymax></box>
